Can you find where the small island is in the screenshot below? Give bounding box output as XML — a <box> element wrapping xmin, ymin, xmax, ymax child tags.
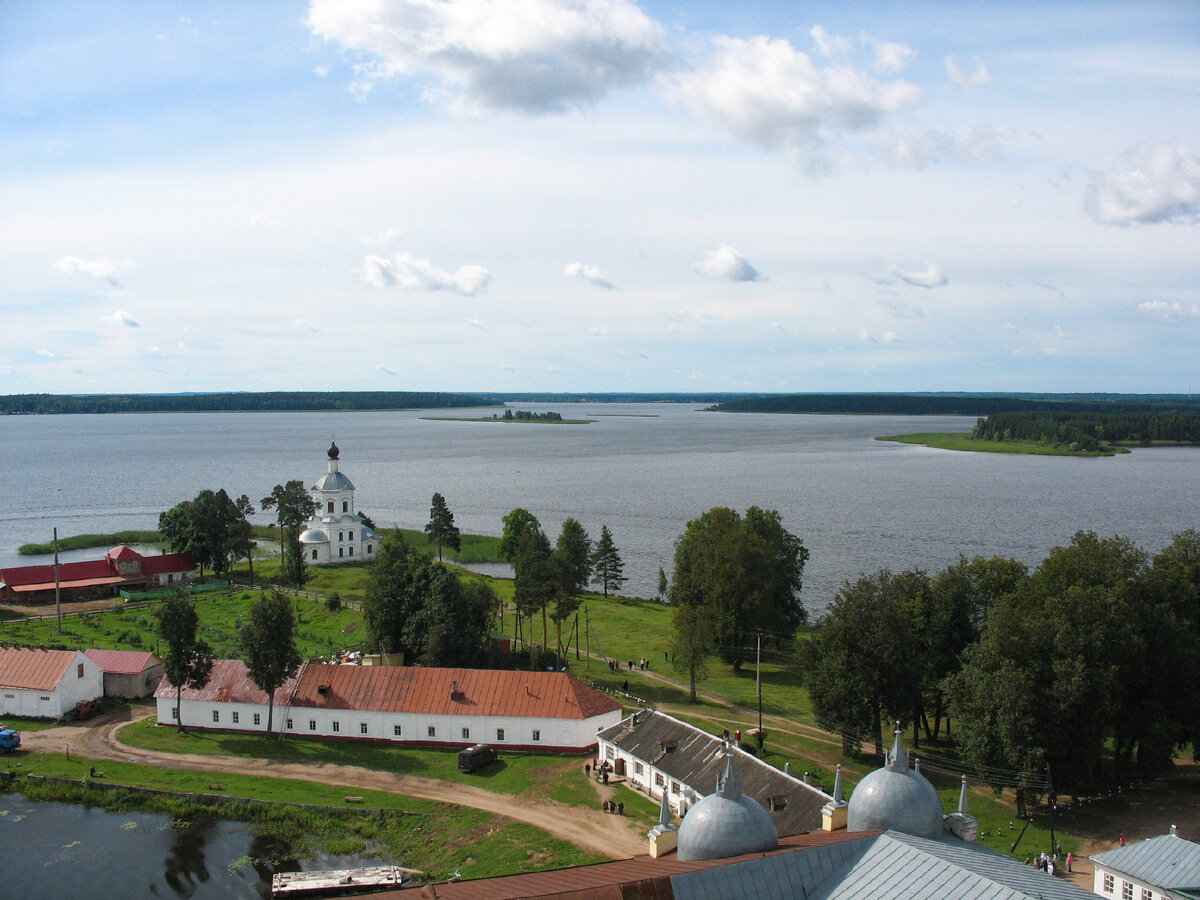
<box><xmin>423</xmin><ymin>409</ymin><xmax>594</xmax><ymax>424</ymax></box>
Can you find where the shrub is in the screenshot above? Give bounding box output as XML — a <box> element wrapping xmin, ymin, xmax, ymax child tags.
<box><xmin>325</xmin><ymin>593</ymin><xmax>342</xmax><ymax>613</ymax></box>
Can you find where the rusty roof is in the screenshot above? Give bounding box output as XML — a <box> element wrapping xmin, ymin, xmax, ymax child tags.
<box><xmin>154</xmin><ymin>658</ymin><xmax>297</xmax><ymax>706</ymax></box>
<box><xmin>0</xmin><ymin>647</ymin><xmax>82</xmax><ymax>691</ymax></box>
<box><xmin>84</xmin><ymin>648</ymin><xmax>162</xmax><ymax>675</ymax></box>
<box><xmin>291</xmin><ymin>665</ymin><xmax>621</xmax><ymax>720</ymax></box>
<box><xmin>394</xmin><ymin>832</ymin><xmax>873</xmax><ymax>900</ymax></box>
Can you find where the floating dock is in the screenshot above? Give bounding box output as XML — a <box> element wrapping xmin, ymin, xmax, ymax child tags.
<box><xmin>272</xmin><ymin>865</ymin><xmax>411</xmax><ymax>897</ymax></box>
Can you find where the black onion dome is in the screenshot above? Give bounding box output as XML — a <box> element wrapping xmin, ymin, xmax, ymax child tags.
<box><xmin>328</xmin><ymin>441</ymin><xmax>340</xmax><ymax>460</ymax></box>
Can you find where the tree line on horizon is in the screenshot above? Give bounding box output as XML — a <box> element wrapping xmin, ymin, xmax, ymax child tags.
<box><xmin>971</xmin><ymin>410</ymin><xmax>1200</xmax><ymax>451</ymax></box>
<box><xmin>709</xmin><ymin>394</ymin><xmax>1200</xmax><ymax>417</ymax></box>
<box><xmin>0</xmin><ymin>391</ymin><xmax>497</xmax><ymax>415</ymax></box>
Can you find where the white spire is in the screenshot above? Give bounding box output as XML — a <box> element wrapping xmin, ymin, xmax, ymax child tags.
<box><xmin>886</xmin><ymin>721</ymin><xmax>908</xmax><ymax>772</ymax></box>
<box><xmin>958</xmin><ymin>775</ymin><xmax>969</xmax><ymax>815</ymax></box>
<box><xmin>832</xmin><ymin>764</ymin><xmax>845</xmax><ymax>805</ymax></box>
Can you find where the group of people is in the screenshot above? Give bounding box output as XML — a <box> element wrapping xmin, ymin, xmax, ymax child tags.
<box><xmin>1026</xmin><ymin>846</ymin><xmax>1071</xmax><ymax>876</ymax></box>
<box><xmin>602</xmin><ymin>799</ymin><xmax>624</xmax><ymax>815</ymax></box>
<box><xmin>606</xmin><ymin>658</ymin><xmax>652</xmax><ymax>673</ymax></box>
<box><xmin>585</xmin><ymin>760</ymin><xmax>612</xmax><ymax>785</ymax></box>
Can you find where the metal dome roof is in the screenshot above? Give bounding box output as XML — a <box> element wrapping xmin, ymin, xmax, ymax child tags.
<box><xmin>847</xmin><ymin>726</ymin><xmax>944</xmax><ymax>840</ymax></box>
<box><xmin>298</xmin><ymin>528</ymin><xmax>329</xmax><ymax>544</ymax></box>
<box><xmin>676</xmin><ymin>750</ymin><xmax>778</xmax><ymax>861</ymax></box>
<box><xmin>314</xmin><ymin>471</ymin><xmax>355</xmax><ymax>492</ymax></box>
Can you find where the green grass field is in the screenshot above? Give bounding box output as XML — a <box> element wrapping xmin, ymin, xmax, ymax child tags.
<box><xmin>876</xmin><ymin>432</ymin><xmax>1126</xmax><ymax>456</ymax></box>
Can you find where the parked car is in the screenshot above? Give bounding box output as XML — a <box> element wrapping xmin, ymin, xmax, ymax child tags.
<box><xmin>0</xmin><ymin>729</ymin><xmax>21</xmax><ymax>753</ymax></box>
<box><xmin>457</xmin><ymin>743</ymin><xmax>497</xmax><ymax>772</ymax></box>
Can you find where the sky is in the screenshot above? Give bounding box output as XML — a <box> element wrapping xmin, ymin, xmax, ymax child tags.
<box><xmin>2</xmin><ymin>0</ymin><xmax>1198</xmax><ymax>395</ymax></box>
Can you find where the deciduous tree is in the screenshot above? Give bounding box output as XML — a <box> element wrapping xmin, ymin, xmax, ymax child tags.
<box><xmin>240</xmin><ymin>590</ymin><xmax>301</xmax><ymax>736</ymax></box>
<box><xmin>261</xmin><ymin>480</ymin><xmax>318</xmax><ymax>585</ymax></box>
<box><xmin>155</xmin><ymin>592</ymin><xmax>214</xmax><ymax>731</ymax></box>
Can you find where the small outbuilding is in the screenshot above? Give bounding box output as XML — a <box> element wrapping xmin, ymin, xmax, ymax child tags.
<box><xmin>1091</xmin><ymin>825</ymin><xmax>1200</xmax><ymax>900</ymax></box>
<box><xmin>84</xmin><ymin>648</ymin><xmax>164</xmax><ymax>699</ymax></box>
<box><xmin>0</xmin><ymin>646</ymin><xmax>104</xmax><ymax>718</ymax></box>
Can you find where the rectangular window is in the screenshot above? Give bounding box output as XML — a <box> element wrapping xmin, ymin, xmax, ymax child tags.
<box><xmin>671</xmin><ymin>781</ymin><xmax>680</xmax><ymax>794</ymax></box>
<box><xmin>171</xmin><ymin>707</ymin><xmax>178</xmax><ymax>720</ymax></box>
<box><xmin>77</xmin><ymin>663</ymin><xmax>84</xmax><ymax>678</ymax></box>
<box><xmin>360</xmin><ymin>723</ymin><xmax>368</xmax><ymax>735</ymax></box>
<box><xmin>428</xmin><ymin>726</ymin><xmax>436</xmax><ymax>738</ymax></box>
<box><xmin>634</xmin><ymin>762</ymin><xmax>644</xmax><ymax>776</ymax></box>
<box><xmin>332</xmin><ymin>721</ymin><xmax>340</xmax><ymax>733</ymax></box>
<box><xmin>605</xmin><ymin>746</ymin><xmax>615</xmax><ymax>760</ymax></box>
<box><xmin>654</xmin><ymin>773</ymin><xmax>664</xmax><ymax>787</ymax></box>
<box><xmin>3</xmin><ymin>694</ymin><xmax>13</xmax><ymax>699</ymax></box>
<box><xmin>309</xmin><ymin>720</ymin><xmax>317</xmax><ymax>731</ymax></box>
<box><xmin>532</xmin><ymin>730</ymin><xmax>541</xmax><ymax>742</ymax></box>
<box><xmin>349</xmin><ymin>546</ymin><xmax>354</xmax><ymax>556</ymax></box>
<box><xmin>286</xmin><ymin>718</ymin><xmax>293</xmax><ymax>730</ymax></box>
<box><xmin>253</xmin><ymin>713</ymin><xmax>261</xmax><ymax>726</ymax></box>
<box><xmin>462</xmin><ymin>728</ymin><xmax>470</xmax><ymax>740</ymax></box>
<box><xmin>393</xmin><ymin>724</ymin><xmax>402</xmax><ymax>737</ymax></box>
<box><xmin>1142</xmin><ymin>890</ymin><xmax>1154</xmax><ymax>900</ymax></box>
<box><xmin>40</xmin><ymin>695</ymin><xmax>50</xmax><ymax>701</ymax></box>
<box><xmin>496</xmin><ymin>728</ymin><xmax>505</xmax><ymax>741</ymax></box>
<box><xmin>311</xmin><ymin>549</ymin><xmax>318</xmax><ymax>560</ymax></box>
<box><xmin>232</xmin><ymin>711</ymin><xmax>239</xmax><ymax>724</ymax></box>
<box><xmin>1122</xmin><ymin>883</ymin><xmax>1133</xmax><ymax>900</ymax></box>
<box><xmin>1103</xmin><ymin>874</ymin><xmax>1114</xmax><ymax>894</ymax></box>
<box><xmin>212</xmin><ymin>710</ymin><xmax>220</xmax><ymax>723</ymax></box>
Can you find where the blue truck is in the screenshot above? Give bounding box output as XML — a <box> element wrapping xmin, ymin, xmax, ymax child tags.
<box><xmin>0</xmin><ymin>727</ymin><xmax>21</xmax><ymax>752</ymax></box>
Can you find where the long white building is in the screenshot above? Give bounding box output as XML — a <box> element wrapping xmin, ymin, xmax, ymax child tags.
<box><xmin>0</xmin><ymin>647</ymin><xmax>104</xmax><ymax>718</ymax></box>
<box><xmin>155</xmin><ymin>660</ymin><xmax>623</xmax><ymax>753</ymax></box>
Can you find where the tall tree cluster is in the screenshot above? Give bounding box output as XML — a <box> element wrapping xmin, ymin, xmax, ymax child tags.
<box><xmin>159</xmin><ymin>488</ymin><xmax>254</xmax><ymax>578</ymax></box>
<box><xmin>240</xmin><ymin>590</ymin><xmax>302</xmax><ymax>736</ymax></box>
<box><xmin>261</xmin><ymin>480</ymin><xmax>318</xmax><ymax>586</ymax></box>
<box><xmin>801</xmin><ymin>530</ymin><xmax>1200</xmax><ymax>804</ymax></box>
<box><xmin>669</xmin><ymin>507</ymin><xmax>808</xmax><ymax>674</ymax></box>
<box><xmin>155</xmin><ymin>592</ymin><xmax>214</xmax><ymax>730</ymax></box>
<box><xmin>363</xmin><ymin>533</ymin><xmax>500</xmax><ymax>668</ymax></box>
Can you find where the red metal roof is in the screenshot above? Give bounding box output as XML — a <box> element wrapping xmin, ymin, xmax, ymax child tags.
<box><xmin>0</xmin><ymin>647</ymin><xmax>81</xmax><ymax>691</ymax></box>
<box><xmin>84</xmin><ymin>648</ymin><xmax>162</xmax><ymax>675</ymax></box>
<box><xmin>154</xmin><ymin>658</ymin><xmax>297</xmax><ymax>706</ymax></box>
<box><xmin>106</xmin><ymin>546</ymin><xmax>141</xmax><ymax>561</ymax></box>
<box><xmin>290</xmin><ymin>665</ymin><xmax>621</xmax><ymax>720</ymax></box>
<box><xmin>1</xmin><ymin>549</ymin><xmax>193</xmax><ymax>592</ymax></box>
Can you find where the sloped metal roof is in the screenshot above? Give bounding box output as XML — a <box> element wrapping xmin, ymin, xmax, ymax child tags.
<box><xmin>84</xmin><ymin>648</ymin><xmax>162</xmax><ymax>676</ymax></box>
<box><xmin>0</xmin><ymin>647</ymin><xmax>81</xmax><ymax>691</ymax></box>
<box><xmin>597</xmin><ymin>709</ymin><xmax>832</xmax><ymax>837</ymax></box>
<box><xmin>1091</xmin><ymin>833</ymin><xmax>1200</xmax><ymax>890</ymax></box>
<box><xmin>154</xmin><ymin>658</ymin><xmax>297</xmax><ymax>706</ymax></box>
<box><xmin>811</xmin><ymin>830</ymin><xmax>1098</xmax><ymax>900</ymax></box>
<box><xmin>291</xmin><ymin>665</ymin><xmax>620</xmax><ymax>720</ymax></box>
<box><xmin>314</xmin><ymin>471</ymin><xmax>355</xmax><ymax>491</ymax></box>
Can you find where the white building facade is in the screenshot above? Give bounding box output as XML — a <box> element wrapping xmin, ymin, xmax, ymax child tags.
<box><xmin>155</xmin><ymin>661</ymin><xmax>623</xmax><ymax>753</ymax></box>
<box><xmin>1091</xmin><ymin>828</ymin><xmax>1200</xmax><ymax>900</ymax></box>
<box><xmin>299</xmin><ymin>441</ymin><xmax>381</xmax><ymax>566</ymax></box>
<box><xmin>0</xmin><ymin>647</ymin><xmax>105</xmax><ymax>718</ymax></box>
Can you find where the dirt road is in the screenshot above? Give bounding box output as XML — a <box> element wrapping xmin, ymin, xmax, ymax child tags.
<box><xmin>21</xmin><ymin>707</ymin><xmax>646</xmax><ymax>860</ymax></box>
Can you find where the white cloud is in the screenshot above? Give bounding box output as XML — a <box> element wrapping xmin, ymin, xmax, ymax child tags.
<box><xmin>55</xmin><ymin>256</ymin><xmax>135</xmax><ymax>287</ymax></box>
<box><xmin>890</xmin><ymin>263</ymin><xmax>948</xmax><ymax>288</ymax></box>
<box><xmin>1084</xmin><ymin>142</ymin><xmax>1200</xmax><ymax>225</ymax></box>
<box><xmin>1138</xmin><ymin>301</ymin><xmax>1200</xmax><ymax>324</ymax></box>
<box><xmin>465</xmin><ymin>317</ymin><xmax>485</xmax><ymax>329</ymax></box>
<box><xmin>36</xmin><ymin>349</ymin><xmax>56</xmax><ymax>358</ymax></box>
<box><xmin>945</xmin><ymin>55</ymin><xmax>990</xmax><ymax>87</ymax></box>
<box><xmin>888</xmin><ymin>126</ymin><xmax>1003</xmax><ymax>168</ymax></box>
<box><xmin>672</xmin><ymin>34</ymin><xmax>921</xmax><ymax>169</ymax></box>
<box><xmin>696</xmin><ymin>244</ymin><xmax>764</xmax><ymax>282</ymax></box>
<box><xmin>307</xmin><ymin>0</ymin><xmax>663</xmax><ymax>114</ymax></box>
<box><xmin>882</xmin><ymin>330</ymin><xmax>898</xmax><ymax>343</ymax></box>
<box><xmin>359</xmin><ymin>251</ymin><xmax>492</xmax><ymax>296</ymax></box>
<box><xmin>100</xmin><ymin>310</ymin><xmax>140</xmax><ymax>327</ymax></box>
<box><xmin>564</xmin><ymin>261</ymin><xmax>616</xmax><ymax>289</ymax></box>
<box><xmin>359</xmin><ymin>226</ymin><xmax>402</xmax><ymax>247</ymax></box>
<box><xmin>809</xmin><ymin>25</ymin><xmax>851</xmax><ymax>60</ymax></box>
<box><xmin>867</xmin><ymin>38</ymin><xmax>915</xmax><ymax>75</ymax></box>
<box><xmin>294</xmin><ymin>319</ymin><xmax>319</xmax><ymax>331</ymax></box>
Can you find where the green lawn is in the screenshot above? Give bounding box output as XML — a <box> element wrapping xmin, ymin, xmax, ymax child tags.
<box><xmin>5</xmin><ymin>752</ymin><xmax>605</xmax><ymax>880</ymax></box>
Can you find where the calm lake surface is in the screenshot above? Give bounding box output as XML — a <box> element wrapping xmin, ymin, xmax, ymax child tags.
<box><xmin>0</xmin><ymin>793</ymin><xmax>368</xmax><ymax>899</ymax></box>
<box><xmin>2</xmin><ymin>403</ymin><xmax>1197</xmax><ymax>613</ymax></box>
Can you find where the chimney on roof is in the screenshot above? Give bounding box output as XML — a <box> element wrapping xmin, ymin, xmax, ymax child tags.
<box><xmin>524</xmin><ymin>682</ymin><xmax>530</xmax><ymax>695</ymax></box>
<box><xmin>450</xmin><ymin>680</ymin><xmax>459</xmax><ymax>700</ymax></box>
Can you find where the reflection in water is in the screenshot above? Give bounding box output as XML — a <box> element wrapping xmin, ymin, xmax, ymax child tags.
<box><xmin>163</xmin><ymin>818</ymin><xmax>216</xmax><ymax>896</ymax></box>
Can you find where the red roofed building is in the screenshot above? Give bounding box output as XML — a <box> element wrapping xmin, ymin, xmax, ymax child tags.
<box><xmin>0</xmin><ymin>647</ymin><xmax>104</xmax><ymax>718</ymax></box>
<box><xmin>155</xmin><ymin>661</ymin><xmax>623</xmax><ymax>752</ymax></box>
<box><xmin>84</xmin><ymin>648</ymin><xmax>165</xmax><ymax>698</ymax></box>
<box><xmin>0</xmin><ymin>546</ymin><xmax>196</xmax><ymax>604</ymax></box>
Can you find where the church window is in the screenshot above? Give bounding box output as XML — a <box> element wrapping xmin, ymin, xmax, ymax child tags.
<box><xmin>367</xmin><ymin>544</ymin><xmax>373</xmax><ymax>555</ymax></box>
<box><xmin>328</xmin><ymin>501</ymin><xmax>334</xmax><ymax>513</ymax></box>
<box><xmin>338</xmin><ymin>547</ymin><xmax>344</xmax><ymax>558</ymax></box>
<box><xmin>343</xmin><ymin>500</ymin><xmax>348</xmax><ymax>512</ymax></box>
<box><xmin>349</xmin><ymin>546</ymin><xmax>354</xmax><ymax>556</ymax></box>
<box><xmin>311</xmin><ymin>549</ymin><xmax>318</xmax><ymax>560</ymax></box>
<box><xmin>338</xmin><ymin>531</ymin><xmax>343</xmax><ymax>541</ymax></box>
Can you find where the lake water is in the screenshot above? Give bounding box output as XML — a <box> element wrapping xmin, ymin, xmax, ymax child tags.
<box><xmin>2</xmin><ymin>404</ymin><xmax>1197</xmax><ymax>614</ymax></box>
<box><xmin>0</xmin><ymin>793</ymin><xmax>368</xmax><ymax>899</ymax></box>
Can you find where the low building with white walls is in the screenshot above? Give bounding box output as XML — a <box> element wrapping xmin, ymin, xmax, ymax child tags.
<box><xmin>155</xmin><ymin>660</ymin><xmax>623</xmax><ymax>752</ymax></box>
<box><xmin>298</xmin><ymin>441</ymin><xmax>381</xmax><ymax>566</ymax></box>
<box><xmin>1091</xmin><ymin>826</ymin><xmax>1200</xmax><ymax>900</ymax></box>
<box><xmin>596</xmin><ymin>709</ymin><xmax>833</xmax><ymax>836</ymax></box>
<box><xmin>0</xmin><ymin>647</ymin><xmax>104</xmax><ymax>718</ymax></box>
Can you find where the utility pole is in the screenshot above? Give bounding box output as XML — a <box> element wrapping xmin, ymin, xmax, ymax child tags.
<box><xmin>585</xmin><ymin>606</ymin><xmax>590</xmax><ymax>670</ymax></box>
<box><xmin>54</xmin><ymin>527</ymin><xmax>62</xmax><ymax>633</ymax></box>
<box><xmin>756</xmin><ymin>630</ymin><xmax>763</xmax><ymax>742</ymax></box>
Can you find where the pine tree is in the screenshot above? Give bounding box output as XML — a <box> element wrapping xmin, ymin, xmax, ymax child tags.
<box><xmin>590</xmin><ymin>525</ymin><xmax>626</xmax><ymax>598</ymax></box>
<box><xmin>424</xmin><ymin>492</ymin><xmax>461</xmax><ymax>561</ymax></box>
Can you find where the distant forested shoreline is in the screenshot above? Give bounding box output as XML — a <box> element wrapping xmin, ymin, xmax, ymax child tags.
<box><xmin>972</xmin><ymin>409</ymin><xmax>1200</xmax><ymax>450</ymax></box>
<box><xmin>0</xmin><ymin>392</ymin><xmax>500</xmax><ymax>415</ymax></box>
<box><xmin>707</xmin><ymin>393</ymin><xmax>1200</xmax><ymax>417</ymax></box>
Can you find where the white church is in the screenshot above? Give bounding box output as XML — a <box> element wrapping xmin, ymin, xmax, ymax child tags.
<box><xmin>298</xmin><ymin>441</ymin><xmax>381</xmax><ymax>565</ymax></box>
